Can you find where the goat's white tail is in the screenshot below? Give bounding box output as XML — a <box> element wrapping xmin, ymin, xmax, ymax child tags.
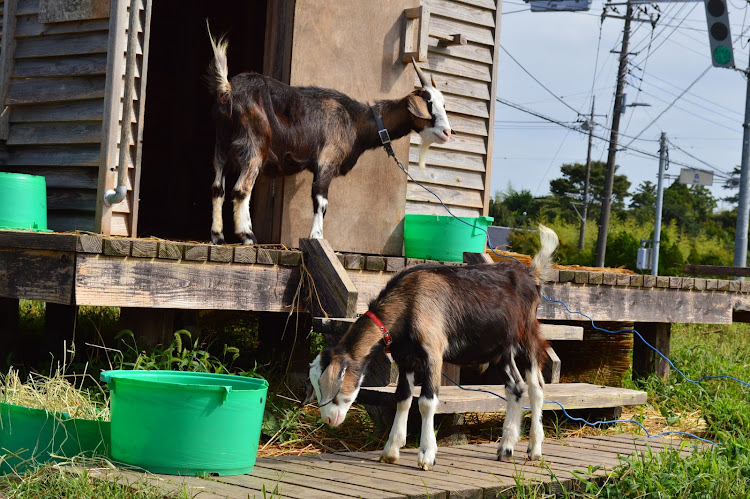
<box><xmin>206</xmin><ymin>21</ymin><xmax>231</xmax><ymax>103</ymax></box>
<box><xmin>531</xmin><ymin>225</ymin><xmax>558</xmax><ymax>284</ymax></box>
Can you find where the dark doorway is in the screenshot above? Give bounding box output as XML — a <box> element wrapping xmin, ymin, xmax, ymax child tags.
<box><xmin>137</xmin><ymin>0</ymin><xmax>267</xmax><ymax>240</ymax></box>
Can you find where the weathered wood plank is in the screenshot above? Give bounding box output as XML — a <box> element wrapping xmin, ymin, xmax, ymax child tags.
<box><xmin>0</xmin><ymin>166</ymin><xmax>97</xmax><ymax>191</ymax></box>
<box><xmin>406</xmin><ymin>182</ymin><xmax>484</xmax><ymax>209</ymax></box>
<box><xmin>300</xmin><ymin>238</ymin><xmax>358</xmax><ymax>318</ymax></box>
<box><xmin>0</xmin><ymin>230</ymin><xmax>82</xmax><ymax>250</ymax></box>
<box><xmin>424</xmin><ymin>0</ymin><xmax>495</xmax><ymax>27</ymax></box>
<box><xmin>38</xmin><ymin>0</ymin><xmax>109</xmax><ymax>23</ymax></box>
<box><xmin>411</xmin><ymin>130</ymin><xmax>486</xmax><ymax>154</ymax></box>
<box><xmin>47</xmin><ymin>187</ymin><xmax>97</xmax><ymax>211</ymax></box>
<box><xmin>15</xmin><ymin>14</ymin><xmax>109</xmax><ymax>37</ymax></box>
<box><xmin>0</xmin><ymin>144</ymin><xmax>100</xmax><ymax>166</ymax></box>
<box><xmin>357</xmin><ymin>383</ymin><xmax>647</xmax><ymax>414</ymax></box>
<box><xmin>539</xmin><ymin>283</ymin><xmax>733</xmax><ymax>324</ymax></box>
<box><xmin>6</xmin><ymin>75</ymin><xmax>106</xmax><ymax>104</ymax></box>
<box><xmin>406</xmin><ymin>165</ymin><xmax>485</xmax><ymax>191</ymax></box>
<box><xmin>74</xmin><ymin>254</ymin><xmax>301</xmax><ymax>311</ymax></box>
<box><xmin>47</xmin><ymin>211</ymin><xmax>95</xmax><ymax>232</ymax></box>
<box><xmin>405</xmin><ymin>201</ymin><xmax>480</xmax><ymax>218</ymax></box>
<box><xmin>409</xmin><ymin>146</ymin><xmax>485</xmax><ymax>171</ymax></box>
<box><xmin>0</xmin><ymin>248</ymin><xmax>74</xmax><ymax>303</ymax></box>
<box><xmin>13</xmin><ymin>54</ymin><xmax>108</xmax><ymax>77</ymax></box>
<box><xmin>130</xmin><ymin>239</ymin><xmax>157</xmax><ymax>258</ymax></box>
<box><xmin>14</xmin><ymin>31</ymin><xmax>108</xmax><ymax>58</ymax></box>
<box><xmin>10</xmin><ymin>99</ymin><xmax>103</xmax><ymax>122</ymax></box>
<box><xmin>429</xmin><ymin>15</ymin><xmax>495</xmax><ymax>46</ymax></box>
<box><xmin>6</xmin><ymin>122</ymin><xmax>102</xmax><ymax>145</ymax></box>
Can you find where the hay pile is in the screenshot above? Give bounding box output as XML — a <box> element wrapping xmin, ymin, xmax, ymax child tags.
<box><xmin>0</xmin><ymin>367</ymin><xmax>109</xmax><ymax>421</ymax></box>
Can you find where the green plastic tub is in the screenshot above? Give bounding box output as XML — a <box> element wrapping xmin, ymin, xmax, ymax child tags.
<box><xmin>404</xmin><ymin>214</ymin><xmax>493</xmax><ymax>262</ymax></box>
<box><xmin>0</xmin><ymin>402</ymin><xmax>110</xmax><ymax>474</ymax></box>
<box><xmin>0</xmin><ymin>172</ymin><xmax>48</xmax><ymax>231</ymax></box>
<box><xmin>100</xmin><ymin>370</ymin><xmax>268</xmax><ymax>476</ymax></box>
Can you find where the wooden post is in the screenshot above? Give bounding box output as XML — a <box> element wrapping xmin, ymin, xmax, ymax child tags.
<box><xmin>300</xmin><ymin>238</ymin><xmax>358</xmax><ymax>318</ymax></box>
<box><xmin>0</xmin><ymin>298</ymin><xmax>19</xmax><ymax>365</ymax></box>
<box><xmin>119</xmin><ymin>307</ymin><xmax>175</xmax><ymax>350</ymax></box>
<box><xmin>632</xmin><ymin>322</ymin><xmax>671</xmax><ymax>379</ymax></box>
<box><xmin>44</xmin><ymin>303</ymin><xmax>78</xmax><ymax>359</ymax></box>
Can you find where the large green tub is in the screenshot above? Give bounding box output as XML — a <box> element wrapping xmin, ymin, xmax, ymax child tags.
<box><xmin>0</xmin><ymin>402</ymin><xmax>110</xmax><ymax>474</ymax></box>
<box><xmin>100</xmin><ymin>370</ymin><xmax>268</xmax><ymax>476</ymax></box>
<box><xmin>404</xmin><ymin>214</ymin><xmax>493</xmax><ymax>262</ymax></box>
<box><xmin>0</xmin><ymin>172</ymin><xmax>48</xmax><ymax>231</ymax></box>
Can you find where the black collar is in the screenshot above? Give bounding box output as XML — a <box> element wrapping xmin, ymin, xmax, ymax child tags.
<box><xmin>371</xmin><ymin>105</ymin><xmax>396</xmax><ymax>159</ymax></box>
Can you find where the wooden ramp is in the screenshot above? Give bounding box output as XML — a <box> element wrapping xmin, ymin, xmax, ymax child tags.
<box><xmin>90</xmin><ymin>435</ymin><xmax>706</xmax><ymax>498</ymax></box>
<box><xmin>357</xmin><ymin>383</ymin><xmax>647</xmax><ymax>414</ymax></box>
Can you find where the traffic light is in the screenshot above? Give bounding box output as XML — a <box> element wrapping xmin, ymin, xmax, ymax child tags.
<box><xmin>704</xmin><ymin>0</ymin><xmax>734</xmax><ymax>68</ymax></box>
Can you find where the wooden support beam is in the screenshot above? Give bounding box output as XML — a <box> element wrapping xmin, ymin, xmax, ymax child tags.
<box><xmin>44</xmin><ymin>303</ymin><xmax>77</xmax><ymax>359</ymax></box>
<box><xmin>300</xmin><ymin>238</ymin><xmax>358</xmax><ymax>318</ymax></box>
<box><xmin>543</xmin><ymin>346</ymin><xmax>561</xmax><ymax>384</ymax></box>
<box><xmin>0</xmin><ymin>248</ymin><xmax>75</xmax><ymax>304</ymax></box>
<box><xmin>632</xmin><ymin>322</ymin><xmax>671</xmax><ymax>379</ymax></box>
<box><xmin>0</xmin><ymin>297</ymin><xmax>20</xmax><ymax>366</ymax></box>
<box><xmin>684</xmin><ymin>264</ymin><xmax>750</xmax><ymax>277</ymax></box>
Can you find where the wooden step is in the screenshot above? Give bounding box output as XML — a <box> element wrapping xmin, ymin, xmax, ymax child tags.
<box><xmin>357</xmin><ymin>382</ymin><xmax>647</xmax><ymax>414</ymax></box>
<box><xmin>313</xmin><ymin>317</ymin><xmax>584</xmax><ymax>341</ymax></box>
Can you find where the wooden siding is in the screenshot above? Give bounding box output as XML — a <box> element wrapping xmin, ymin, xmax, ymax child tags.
<box><xmin>0</xmin><ymin>0</ymin><xmax>108</xmax><ymax>232</ymax></box>
<box><xmin>407</xmin><ymin>0</ymin><xmax>500</xmax><ymax>216</ymax></box>
<box><xmin>96</xmin><ymin>0</ymin><xmax>150</xmax><ymax>236</ymax></box>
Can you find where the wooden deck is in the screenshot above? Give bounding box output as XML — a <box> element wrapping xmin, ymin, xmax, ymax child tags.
<box><xmin>89</xmin><ymin>434</ymin><xmax>707</xmax><ymax>498</ymax></box>
<box><xmin>2</xmin><ymin>229</ymin><xmax>750</xmax><ymax>324</ymax></box>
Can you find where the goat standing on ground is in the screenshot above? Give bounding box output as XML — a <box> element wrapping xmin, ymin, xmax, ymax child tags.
<box><xmin>307</xmin><ymin>226</ymin><xmax>559</xmax><ymax>470</ymax></box>
<box><xmin>207</xmin><ymin>31</ymin><xmax>451</xmax><ymax>245</ymax></box>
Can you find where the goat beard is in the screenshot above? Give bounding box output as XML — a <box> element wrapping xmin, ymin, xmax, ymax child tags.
<box><xmin>418</xmin><ymin>136</ymin><xmax>436</xmax><ymax>170</ymax></box>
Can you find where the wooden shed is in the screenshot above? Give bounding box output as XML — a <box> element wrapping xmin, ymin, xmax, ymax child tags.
<box><xmin>0</xmin><ymin>0</ymin><xmax>501</xmax><ymax>256</ymax></box>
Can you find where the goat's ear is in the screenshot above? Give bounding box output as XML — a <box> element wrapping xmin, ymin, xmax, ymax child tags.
<box><xmin>407</xmin><ymin>93</ymin><xmax>432</xmax><ymax>120</ymax></box>
<box><xmin>302</xmin><ymin>378</ymin><xmax>316</xmax><ymax>405</ymax></box>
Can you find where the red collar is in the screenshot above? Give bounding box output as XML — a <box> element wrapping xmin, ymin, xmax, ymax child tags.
<box><xmin>364</xmin><ymin>310</ymin><xmax>392</xmax><ymax>353</ymax></box>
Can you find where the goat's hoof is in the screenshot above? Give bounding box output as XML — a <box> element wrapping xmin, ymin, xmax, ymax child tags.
<box><xmin>379</xmin><ymin>453</ymin><xmax>399</xmax><ymax>464</ymax></box>
<box><xmin>237</xmin><ymin>233</ymin><xmax>257</xmax><ymax>245</ymax></box>
<box><xmin>211</xmin><ymin>232</ymin><xmax>225</xmax><ymax>245</ymax></box>
<box><xmin>527</xmin><ymin>447</ymin><xmax>542</xmax><ymax>461</ymax></box>
<box><xmin>417</xmin><ymin>449</ymin><xmax>436</xmax><ymax>471</ymax></box>
<box><xmin>497</xmin><ymin>448</ymin><xmax>514</xmax><ymax>462</ymax></box>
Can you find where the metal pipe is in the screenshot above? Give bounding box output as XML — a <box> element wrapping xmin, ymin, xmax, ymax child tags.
<box><xmin>104</xmin><ymin>0</ymin><xmax>139</xmax><ymax>207</ymax></box>
<box><xmin>733</xmin><ymin>49</ymin><xmax>750</xmax><ymax>275</ymax></box>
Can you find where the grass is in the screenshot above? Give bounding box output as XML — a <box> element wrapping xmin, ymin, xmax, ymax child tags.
<box><xmin>2</xmin><ymin>306</ymin><xmax>749</xmax><ymax>497</ymax></box>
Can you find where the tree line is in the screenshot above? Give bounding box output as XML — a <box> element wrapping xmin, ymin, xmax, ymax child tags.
<box><xmin>489</xmin><ymin>161</ymin><xmax>738</xmax><ymax>275</ymax></box>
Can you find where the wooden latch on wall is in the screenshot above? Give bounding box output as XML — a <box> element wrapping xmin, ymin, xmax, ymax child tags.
<box><xmin>402</xmin><ymin>6</ymin><xmax>430</xmax><ymax>63</ymax></box>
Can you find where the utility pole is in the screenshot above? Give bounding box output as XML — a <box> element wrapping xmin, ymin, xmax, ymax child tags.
<box><xmin>578</xmin><ymin>98</ymin><xmax>596</xmax><ymax>251</ymax></box>
<box><xmin>595</xmin><ymin>0</ymin><xmax>633</xmax><ymax>267</ymax></box>
<box><xmin>651</xmin><ymin>132</ymin><xmax>667</xmax><ymax>276</ymax></box>
<box><xmin>734</xmin><ymin>49</ymin><xmax>750</xmax><ymax>274</ymax></box>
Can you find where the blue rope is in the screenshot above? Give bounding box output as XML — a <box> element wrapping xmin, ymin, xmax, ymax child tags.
<box><xmin>393</xmin><ymin>152</ymin><xmax>748</xmax><ymax>447</ymax></box>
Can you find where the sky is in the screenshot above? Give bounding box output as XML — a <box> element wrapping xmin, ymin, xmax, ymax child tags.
<box><xmin>491</xmin><ymin>0</ymin><xmax>750</xmax><ymax>211</ymax></box>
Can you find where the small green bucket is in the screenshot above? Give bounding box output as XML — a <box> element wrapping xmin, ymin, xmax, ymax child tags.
<box><xmin>0</xmin><ymin>172</ymin><xmax>49</xmax><ymax>231</ymax></box>
<box><xmin>100</xmin><ymin>370</ymin><xmax>268</xmax><ymax>476</ymax></box>
<box><xmin>404</xmin><ymin>214</ymin><xmax>493</xmax><ymax>262</ymax></box>
<box><xmin>0</xmin><ymin>402</ymin><xmax>110</xmax><ymax>474</ymax></box>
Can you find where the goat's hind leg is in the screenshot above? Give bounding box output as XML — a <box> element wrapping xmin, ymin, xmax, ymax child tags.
<box><xmin>381</xmin><ymin>371</ymin><xmax>414</xmax><ymax>464</ymax></box>
<box><xmin>525</xmin><ymin>357</ymin><xmax>545</xmax><ymax>461</ymax></box>
<box><xmin>498</xmin><ymin>351</ymin><xmax>525</xmax><ymax>461</ymax></box>
<box><xmin>211</xmin><ymin>141</ymin><xmax>228</xmax><ymax>244</ymax></box>
<box><xmin>416</xmin><ymin>358</ymin><xmax>441</xmax><ymax>471</ymax></box>
<box><xmin>232</xmin><ymin>147</ymin><xmax>262</xmax><ymax>245</ymax></box>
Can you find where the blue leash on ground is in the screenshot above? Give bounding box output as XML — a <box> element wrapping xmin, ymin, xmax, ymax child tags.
<box><xmin>391</xmin><ymin>152</ymin><xmax>749</xmax><ymax>447</ymax></box>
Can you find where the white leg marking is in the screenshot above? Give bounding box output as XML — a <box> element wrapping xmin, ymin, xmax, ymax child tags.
<box><xmin>211</xmin><ymin>176</ymin><xmax>225</xmax><ymax>243</ymax></box>
<box><xmin>526</xmin><ymin>362</ymin><xmax>545</xmax><ymax>461</ymax></box>
<box><xmin>381</xmin><ymin>372</ymin><xmax>414</xmax><ymax>464</ymax></box>
<box><xmin>417</xmin><ymin>396</ymin><xmax>439</xmax><ymax>470</ymax></box>
<box><xmin>309</xmin><ymin>195</ymin><xmax>328</xmax><ymax>239</ymax></box>
<box><xmin>233</xmin><ymin>194</ymin><xmax>253</xmax><ymax>242</ymax></box>
<box><xmin>499</xmin><ymin>384</ymin><xmax>523</xmax><ymax>461</ymax></box>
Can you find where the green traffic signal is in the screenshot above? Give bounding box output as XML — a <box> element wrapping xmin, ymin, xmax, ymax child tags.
<box><xmin>714</xmin><ymin>45</ymin><xmax>733</xmax><ymax>65</ymax></box>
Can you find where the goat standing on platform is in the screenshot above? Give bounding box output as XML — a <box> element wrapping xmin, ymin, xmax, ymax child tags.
<box><xmin>207</xmin><ymin>30</ymin><xmax>451</xmax><ymax>245</ymax></box>
<box><xmin>307</xmin><ymin>226</ymin><xmax>559</xmax><ymax>470</ymax></box>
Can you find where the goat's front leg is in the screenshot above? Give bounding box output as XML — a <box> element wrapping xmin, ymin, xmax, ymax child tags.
<box><xmin>417</xmin><ymin>359</ymin><xmax>441</xmax><ymax>471</ymax></box>
<box><xmin>211</xmin><ymin>144</ymin><xmax>227</xmax><ymax>244</ymax></box>
<box><xmin>310</xmin><ymin>154</ymin><xmax>338</xmax><ymax>239</ymax></box>
<box><xmin>232</xmin><ymin>149</ymin><xmax>262</xmax><ymax>245</ymax></box>
<box><xmin>381</xmin><ymin>371</ymin><xmax>414</xmax><ymax>464</ymax></box>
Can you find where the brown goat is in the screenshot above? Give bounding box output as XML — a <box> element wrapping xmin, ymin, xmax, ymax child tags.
<box><xmin>207</xmin><ymin>31</ymin><xmax>451</xmax><ymax>244</ymax></box>
<box><xmin>308</xmin><ymin>226</ymin><xmax>559</xmax><ymax>470</ymax></box>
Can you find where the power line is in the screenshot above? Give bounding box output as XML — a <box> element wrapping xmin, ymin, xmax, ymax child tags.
<box><xmin>668</xmin><ymin>139</ymin><xmax>733</xmax><ymax>178</ymax></box>
<box><xmin>501</xmin><ymin>45</ymin><xmax>583</xmax><ymax>117</ymax></box>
